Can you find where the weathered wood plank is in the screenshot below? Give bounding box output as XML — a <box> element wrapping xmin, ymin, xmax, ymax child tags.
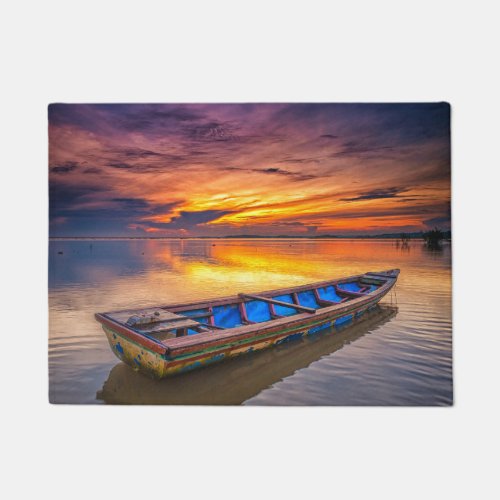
<box><xmin>137</xmin><ymin>318</ymin><xmax>201</xmax><ymax>333</ymax></box>
<box><xmin>204</xmin><ymin>323</ymin><xmax>225</xmax><ymax>330</ymax></box>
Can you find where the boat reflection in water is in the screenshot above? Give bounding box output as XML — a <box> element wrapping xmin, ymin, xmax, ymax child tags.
<box><xmin>97</xmin><ymin>304</ymin><xmax>398</xmax><ymax>405</ymax></box>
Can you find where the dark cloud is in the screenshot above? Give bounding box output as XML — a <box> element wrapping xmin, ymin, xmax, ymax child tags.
<box><xmin>106</xmin><ymin>162</ymin><xmax>134</xmax><ymax>169</ymax></box>
<box><xmin>100</xmin><ymin>146</ymin><xmax>205</xmax><ymax>173</ymax></box>
<box><xmin>104</xmin><ymin>198</ymin><xmax>181</xmax><ymax>217</ymax></box>
<box><xmin>118</xmin><ymin>148</ymin><xmax>163</xmax><ymax>158</ymax></box>
<box><xmin>184</xmin><ymin>121</ymin><xmax>238</xmax><ymax>142</ymax></box>
<box><xmin>395</xmin><ymin>197</ymin><xmax>422</xmax><ymax>203</ymax></box>
<box><xmin>270</xmin><ymin>103</ymin><xmax>450</xmax><ymax>166</ymax></box>
<box><xmin>49</xmin><ymin>104</ymin><xmax>204</xmax><ymax>134</ymax></box>
<box><xmin>331</xmin><ymin>142</ymin><xmax>396</xmax><ymax>159</ymax></box>
<box><xmin>50</xmin><ymin>161</ymin><xmax>79</xmax><ymax>173</ymax></box>
<box><xmin>223</xmin><ymin>166</ymin><xmax>317</xmax><ymax>181</ymax></box>
<box><xmin>266</xmin><ymin>220</ymin><xmax>317</xmax><ymax>234</ymax></box>
<box><xmin>268</xmin><ymin>221</ymin><xmax>305</xmax><ymax>226</ymax></box>
<box><xmin>114</xmin><ymin>107</ymin><xmax>204</xmax><ymax>132</ymax></box>
<box><xmin>260</xmin><ymin>167</ymin><xmax>316</xmax><ymax>181</ymax></box>
<box><xmin>306</xmin><ymin>204</ymin><xmax>446</xmax><ymax>222</ymax></box>
<box><xmin>149</xmin><ymin>210</ymin><xmax>233</xmax><ymax>230</ymax></box>
<box><xmin>49</xmin><ymin>183</ymin><xmax>108</xmax><ymax>212</ymax></box>
<box><xmin>182</xmin><ymin>121</ymin><xmax>283</xmax><ymax>148</ymax></box>
<box><xmin>111</xmin><ymin>198</ymin><xmax>151</xmax><ymax>209</ymax></box>
<box><xmin>50</xmin><ymin>185</ymin><xmax>181</xmax><ymax>234</ymax></box>
<box><xmin>82</xmin><ymin>167</ymin><xmax>103</xmax><ymax>174</ymax></box>
<box><xmin>340</xmin><ymin>187</ymin><xmax>409</xmax><ymax>202</ymax></box>
<box><xmin>276</xmin><ymin>156</ymin><xmax>321</xmax><ymax>164</ymax></box>
<box><xmin>423</xmin><ymin>216</ymin><xmax>451</xmax><ymax>228</ymax></box>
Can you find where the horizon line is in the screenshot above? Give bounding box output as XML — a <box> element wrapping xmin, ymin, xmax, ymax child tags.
<box><xmin>49</xmin><ymin>231</ymin><xmax>450</xmax><ymax>240</ymax></box>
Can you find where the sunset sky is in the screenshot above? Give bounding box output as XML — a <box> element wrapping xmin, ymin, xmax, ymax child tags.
<box><xmin>49</xmin><ymin>103</ymin><xmax>450</xmax><ymax>237</ymax></box>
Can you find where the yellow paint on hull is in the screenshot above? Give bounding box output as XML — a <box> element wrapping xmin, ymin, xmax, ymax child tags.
<box><xmin>103</xmin><ymin>326</ymin><xmax>167</xmax><ymax>378</ymax></box>
<box><xmin>103</xmin><ymin>325</ymin><xmax>292</xmax><ymax>378</ymax></box>
<box><xmin>103</xmin><ymin>310</ymin><xmax>367</xmax><ymax>379</ymax></box>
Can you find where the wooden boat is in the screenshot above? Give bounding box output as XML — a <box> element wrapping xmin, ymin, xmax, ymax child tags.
<box><xmin>95</xmin><ymin>269</ymin><xmax>399</xmax><ymax>378</ymax></box>
<box><xmin>97</xmin><ymin>305</ymin><xmax>398</xmax><ymax>404</ymax></box>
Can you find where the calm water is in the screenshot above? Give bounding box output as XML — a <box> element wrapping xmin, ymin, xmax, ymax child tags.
<box><xmin>49</xmin><ymin>238</ymin><xmax>452</xmax><ymax>405</ymax></box>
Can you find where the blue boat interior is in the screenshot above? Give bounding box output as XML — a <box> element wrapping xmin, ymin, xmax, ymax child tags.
<box><xmin>129</xmin><ymin>279</ymin><xmax>382</xmax><ymax>338</ymax></box>
<box><xmin>272</xmin><ymin>294</ymin><xmax>297</xmax><ymax>316</ymax></box>
<box><xmin>317</xmin><ymin>285</ymin><xmax>344</xmax><ymax>303</ymax></box>
<box><xmin>296</xmin><ymin>290</ymin><xmax>321</xmax><ymax>309</ymax></box>
<box><xmin>182</xmin><ymin>308</ymin><xmax>210</xmax><ymax>324</ymax></box>
<box><xmin>246</xmin><ymin>299</ymin><xmax>273</xmax><ymax>322</ymax></box>
<box><xmin>212</xmin><ymin>304</ymin><xmax>243</xmax><ymax>328</ymax></box>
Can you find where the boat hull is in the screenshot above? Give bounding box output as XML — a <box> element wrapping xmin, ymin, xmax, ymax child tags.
<box><xmin>101</xmin><ymin>290</ymin><xmax>390</xmax><ymax>379</ymax></box>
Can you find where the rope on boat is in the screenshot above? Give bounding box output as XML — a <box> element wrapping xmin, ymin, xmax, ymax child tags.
<box><xmin>390</xmin><ymin>283</ymin><xmax>398</xmax><ymax>305</ymax></box>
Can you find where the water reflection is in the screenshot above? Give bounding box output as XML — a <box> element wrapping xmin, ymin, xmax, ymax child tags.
<box><xmin>97</xmin><ymin>306</ymin><xmax>398</xmax><ymax>405</ymax></box>
<box><xmin>49</xmin><ymin>238</ymin><xmax>452</xmax><ymax>405</ymax></box>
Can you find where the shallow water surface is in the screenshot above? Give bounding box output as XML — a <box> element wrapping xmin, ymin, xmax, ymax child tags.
<box><xmin>49</xmin><ymin>238</ymin><xmax>452</xmax><ymax>405</ymax></box>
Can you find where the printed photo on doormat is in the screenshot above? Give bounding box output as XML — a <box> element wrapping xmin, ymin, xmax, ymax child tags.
<box><xmin>49</xmin><ymin>103</ymin><xmax>452</xmax><ymax>405</ymax></box>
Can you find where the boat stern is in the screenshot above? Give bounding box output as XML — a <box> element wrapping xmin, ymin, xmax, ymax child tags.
<box><xmin>100</xmin><ymin>324</ymin><xmax>169</xmax><ymax>379</ymax></box>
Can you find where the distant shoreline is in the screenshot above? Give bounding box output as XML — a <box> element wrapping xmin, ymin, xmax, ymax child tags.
<box><xmin>49</xmin><ymin>232</ymin><xmax>451</xmax><ymax>241</ymax></box>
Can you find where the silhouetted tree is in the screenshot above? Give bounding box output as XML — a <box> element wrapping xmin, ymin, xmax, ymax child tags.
<box><xmin>423</xmin><ymin>227</ymin><xmax>444</xmax><ymax>249</ymax></box>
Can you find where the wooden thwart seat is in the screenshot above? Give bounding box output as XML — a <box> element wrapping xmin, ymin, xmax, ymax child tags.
<box><xmin>312</xmin><ymin>288</ymin><xmax>346</xmax><ymax>306</ymax></box>
<box><xmin>203</xmin><ymin>324</ymin><xmax>225</xmax><ymax>330</ymax></box>
<box><xmin>238</xmin><ymin>293</ymin><xmax>316</xmax><ymax>314</ymax></box>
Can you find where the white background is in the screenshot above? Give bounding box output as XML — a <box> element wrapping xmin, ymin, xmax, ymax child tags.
<box><xmin>1</xmin><ymin>1</ymin><xmax>499</xmax><ymax>499</ymax></box>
